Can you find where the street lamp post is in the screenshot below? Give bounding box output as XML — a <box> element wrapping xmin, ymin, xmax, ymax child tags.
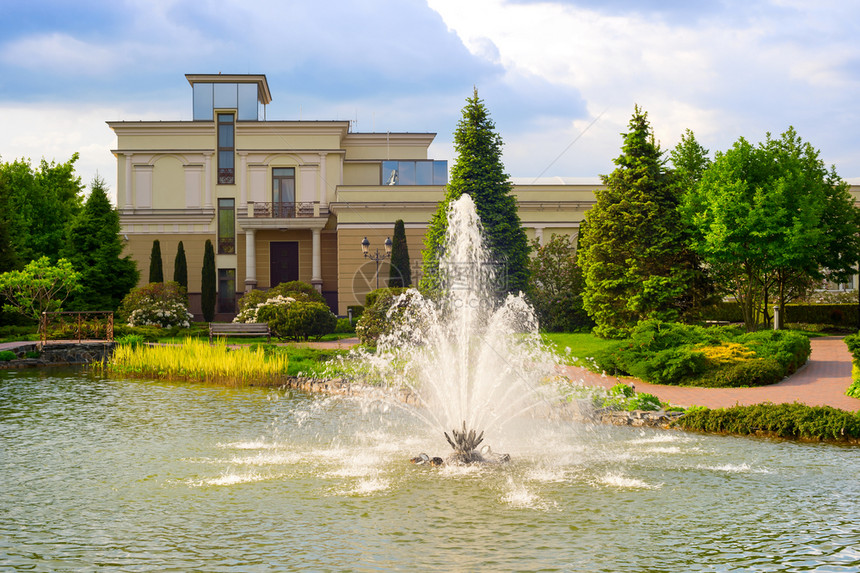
<box><xmin>361</xmin><ymin>236</ymin><xmax>393</xmax><ymax>289</ymax></box>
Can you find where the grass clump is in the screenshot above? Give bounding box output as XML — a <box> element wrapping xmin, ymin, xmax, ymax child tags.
<box><xmin>676</xmin><ymin>403</ymin><xmax>860</xmax><ymax>442</ymax></box>
<box><xmin>102</xmin><ymin>338</ymin><xmax>289</xmax><ymax>386</ymax></box>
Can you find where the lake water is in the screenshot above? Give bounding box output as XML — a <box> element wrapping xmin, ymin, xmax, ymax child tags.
<box><xmin>2</xmin><ymin>368</ymin><xmax>860</xmax><ymax>572</ymax></box>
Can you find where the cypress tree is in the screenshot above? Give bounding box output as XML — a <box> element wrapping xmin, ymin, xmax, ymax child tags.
<box><xmin>419</xmin><ymin>88</ymin><xmax>529</xmax><ymax>294</ymax></box>
<box><xmin>173</xmin><ymin>241</ymin><xmax>188</xmax><ymax>291</ymax></box>
<box><xmin>149</xmin><ymin>239</ymin><xmax>163</xmax><ymax>283</ymax></box>
<box><xmin>201</xmin><ymin>239</ymin><xmax>216</xmax><ymax>322</ymax></box>
<box><xmin>388</xmin><ymin>219</ymin><xmax>411</xmax><ymax>287</ymax></box>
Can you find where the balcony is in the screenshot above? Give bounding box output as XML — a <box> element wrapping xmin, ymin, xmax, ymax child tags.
<box><xmin>238</xmin><ymin>201</ymin><xmax>329</xmax><ymax>231</ymax></box>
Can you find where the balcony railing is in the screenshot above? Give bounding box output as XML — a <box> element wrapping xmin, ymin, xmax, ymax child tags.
<box><xmin>245</xmin><ymin>201</ymin><xmax>325</xmax><ymax>218</ymax></box>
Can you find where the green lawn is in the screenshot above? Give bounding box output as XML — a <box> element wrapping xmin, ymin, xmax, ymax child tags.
<box><xmin>540</xmin><ymin>331</ymin><xmax>618</xmax><ymax>370</ymax></box>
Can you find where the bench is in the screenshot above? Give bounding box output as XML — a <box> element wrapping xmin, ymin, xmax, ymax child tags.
<box><xmin>209</xmin><ymin>322</ymin><xmax>271</xmax><ymax>343</ymax></box>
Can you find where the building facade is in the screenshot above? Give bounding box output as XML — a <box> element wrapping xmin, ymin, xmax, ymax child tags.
<box><xmin>110</xmin><ymin>73</ymin><xmax>603</xmax><ymax>318</ymax></box>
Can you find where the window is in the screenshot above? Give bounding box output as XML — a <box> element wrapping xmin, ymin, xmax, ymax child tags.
<box><xmin>218</xmin><ymin>198</ymin><xmax>235</xmax><ymax>254</ymax></box>
<box><xmin>218</xmin><ymin>269</ymin><xmax>236</xmax><ymax>313</ymax></box>
<box><xmin>218</xmin><ymin>113</ymin><xmax>235</xmax><ymax>184</ymax></box>
<box><xmin>381</xmin><ymin>160</ymin><xmax>447</xmax><ymax>185</ymax></box>
<box><xmin>193</xmin><ymin>82</ymin><xmax>261</xmax><ymax>121</ymax></box>
<box><xmin>272</xmin><ymin>168</ymin><xmax>296</xmax><ymax>218</ymax></box>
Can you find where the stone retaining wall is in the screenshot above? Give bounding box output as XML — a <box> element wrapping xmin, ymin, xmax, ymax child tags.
<box><xmin>0</xmin><ymin>342</ymin><xmax>115</xmax><ymax>369</ymax></box>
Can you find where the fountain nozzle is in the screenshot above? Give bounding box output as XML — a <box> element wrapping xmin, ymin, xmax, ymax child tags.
<box><xmin>444</xmin><ymin>421</ymin><xmax>484</xmax><ymax>455</ymax></box>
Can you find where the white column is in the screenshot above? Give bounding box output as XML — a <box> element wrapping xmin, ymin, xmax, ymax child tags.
<box><xmin>535</xmin><ymin>226</ymin><xmax>545</xmax><ymax>246</ymax></box>
<box><xmin>244</xmin><ymin>229</ymin><xmax>257</xmax><ymax>292</ymax></box>
<box><xmin>318</xmin><ymin>152</ymin><xmax>327</xmax><ymax>206</ymax></box>
<box><xmin>123</xmin><ymin>153</ymin><xmax>133</xmax><ymax>208</ymax></box>
<box><xmin>203</xmin><ymin>152</ymin><xmax>213</xmax><ymax>209</ymax></box>
<box><xmin>238</xmin><ymin>152</ymin><xmax>247</xmax><ymax>208</ymax></box>
<box><xmin>311</xmin><ymin>228</ymin><xmax>323</xmax><ymax>293</ymax></box>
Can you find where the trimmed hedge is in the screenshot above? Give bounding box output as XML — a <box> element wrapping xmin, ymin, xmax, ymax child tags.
<box><xmin>676</xmin><ymin>403</ymin><xmax>860</xmax><ymax>441</ymax></box>
<box><xmin>594</xmin><ymin>320</ymin><xmax>810</xmax><ymax>387</ymax></box>
<box><xmin>701</xmin><ymin>302</ymin><xmax>859</xmax><ymax>327</ymax></box>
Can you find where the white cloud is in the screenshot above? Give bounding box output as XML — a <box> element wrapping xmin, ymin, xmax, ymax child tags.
<box><xmin>0</xmin><ymin>102</ymin><xmax>167</xmax><ymax>201</ymax></box>
<box><xmin>426</xmin><ymin>0</ymin><xmax>860</xmax><ymax>176</ymax></box>
<box><xmin>0</xmin><ymin>33</ymin><xmax>123</xmax><ymax>76</ymax></box>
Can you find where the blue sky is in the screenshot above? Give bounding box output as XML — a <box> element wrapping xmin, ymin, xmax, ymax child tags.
<box><xmin>2</xmin><ymin>0</ymin><xmax>859</xmax><ymax>198</ymax></box>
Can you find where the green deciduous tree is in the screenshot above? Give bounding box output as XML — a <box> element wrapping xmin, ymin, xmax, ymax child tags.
<box><xmin>527</xmin><ymin>233</ymin><xmax>593</xmax><ymax>332</ymax></box>
<box><xmin>173</xmin><ymin>241</ymin><xmax>188</xmax><ymax>292</ymax></box>
<box><xmin>149</xmin><ymin>239</ymin><xmax>164</xmax><ymax>283</ymax></box>
<box><xmin>62</xmin><ymin>176</ymin><xmax>139</xmax><ymax>311</ymax></box>
<box><xmin>388</xmin><ymin>219</ymin><xmax>412</xmax><ymax>288</ymax></box>
<box><xmin>201</xmin><ymin>239</ymin><xmax>216</xmax><ymax>322</ymax></box>
<box><xmin>420</xmin><ymin>88</ymin><xmax>529</xmax><ymax>294</ymax></box>
<box><xmin>578</xmin><ymin>106</ymin><xmax>710</xmax><ymax>338</ymax></box>
<box><xmin>0</xmin><ymin>257</ymin><xmax>81</xmax><ymax>321</ymax></box>
<box><xmin>0</xmin><ymin>168</ymin><xmax>21</xmax><ymax>273</ymax></box>
<box><xmin>1</xmin><ymin>154</ymin><xmax>84</xmax><ymax>263</ymax></box>
<box><xmin>683</xmin><ymin>127</ymin><xmax>860</xmax><ymax>330</ymax></box>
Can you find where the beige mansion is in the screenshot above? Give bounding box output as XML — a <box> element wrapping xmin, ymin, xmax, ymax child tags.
<box><xmin>109</xmin><ymin>73</ymin><xmax>859</xmax><ymax>318</ymax></box>
<box><xmin>110</xmin><ymin>73</ymin><xmax>600</xmax><ymax>317</ymax></box>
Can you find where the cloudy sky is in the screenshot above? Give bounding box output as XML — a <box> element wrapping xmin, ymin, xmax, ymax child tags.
<box><xmin>2</xmin><ymin>0</ymin><xmax>859</xmax><ymax>199</ymax></box>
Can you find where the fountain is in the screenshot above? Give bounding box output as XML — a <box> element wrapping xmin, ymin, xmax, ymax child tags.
<box><xmin>361</xmin><ymin>194</ymin><xmax>564</xmax><ymax>463</ymax></box>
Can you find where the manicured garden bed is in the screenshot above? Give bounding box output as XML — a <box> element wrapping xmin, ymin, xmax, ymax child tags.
<box><xmin>591</xmin><ymin>320</ymin><xmax>810</xmax><ymax>388</ymax></box>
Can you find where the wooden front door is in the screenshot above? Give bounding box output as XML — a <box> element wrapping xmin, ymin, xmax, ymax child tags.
<box><xmin>270</xmin><ymin>241</ymin><xmax>299</xmax><ymax>287</ymax></box>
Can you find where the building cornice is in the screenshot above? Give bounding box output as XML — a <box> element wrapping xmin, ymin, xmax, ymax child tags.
<box><xmin>185</xmin><ymin>73</ymin><xmax>272</xmax><ymax>104</ymax></box>
<box><xmin>343</xmin><ymin>132</ymin><xmax>437</xmax><ymax>147</ymax></box>
<box><xmin>119</xmin><ymin>208</ymin><xmax>215</xmax><ymax>225</ymax></box>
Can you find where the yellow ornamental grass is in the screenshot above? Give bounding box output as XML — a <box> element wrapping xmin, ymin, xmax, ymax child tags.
<box><xmin>107</xmin><ymin>339</ymin><xmax>289</xmax><ymax>386</ymax></box>
<box><xmin>697</xmin><ymin>342</ymin><xmax>756</xmax><ymax>365</ymax></box>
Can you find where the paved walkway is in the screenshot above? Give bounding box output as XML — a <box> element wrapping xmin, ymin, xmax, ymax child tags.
<box><xmin>562</xmin><ymin>336</ymin><xmax>860</xmax><ymax>411</ymax></box>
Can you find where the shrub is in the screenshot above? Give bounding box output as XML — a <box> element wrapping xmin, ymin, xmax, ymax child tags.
<box><xmin>235</xmin><ymin>282</ymin><xmax>326</xmax><ymax>322</ymax></box>
<box><xmin>847</xmin><ymin>364</ymin><xmax>860</xmax><ymax>399</ymax></box>
<box><xmin>676</xmin><ymin>403</ymin><xmax>860</xmax><ymax>441</ymax></box>
<box><xmin>593</xmin><ymin>320</ymin><xmax>809</xmax><ymax>387</ymax></box>
<box><xmin>335</xmin><ymin>317</ymin><xmax>355</xmax><ymax>334</ymax></box>
<box><xmin>257</xmin><ymin>300</ymin><xmax>336</xmax><ymax>341</ymax></box>
<box><xmin>118</xmin><ymin>282</ymin><xmax>192</xmax><ymax>328</ymax></box>
<box><xmin>0</xmin><ymin>350</ymin><xmax>16</xmax><ymax>361</ymax></box>
<box><xmin>628</xmin><ymin>392</ymin><xmax>661</xmax><ymax>411</ymax></box>
<box><xmin>355</xmin><ymin>287</ymin><xmax>409</xmax><ymax>345</ymax></box>
<box><xmin>738</xmin><ymin>330</ymin><xmax>810</xmax><ymax>375</ymax></box>
<box><xmin>844</xmin><ymin>332</ymin><xmax>860</xmax><ymax>361</ymax></box>
<box><xmin>355</xmin><ymin>288</ymin><xmax>418</xmax><ymax>345</ymax></box>
<box><xmin>115</xmin><ymin>334</ymin><xmax>146</xmax><ymax>348</ymax></box>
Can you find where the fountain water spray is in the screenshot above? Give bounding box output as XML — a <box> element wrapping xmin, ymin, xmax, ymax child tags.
<box><xmin>364</xmin><ymin>195</ymin><xmax>563</xmax><ymax>463</ymax></box>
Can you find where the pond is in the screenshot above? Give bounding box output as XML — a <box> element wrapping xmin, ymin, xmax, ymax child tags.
<box><xmin>2</xmin><ymin>368</ymin><xmax>860</xmax><ymax>572</ymax></box>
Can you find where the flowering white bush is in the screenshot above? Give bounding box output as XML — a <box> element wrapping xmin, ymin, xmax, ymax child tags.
<box><xmin>127</xmin><ymin>300</ymin><xmax>194</xmax><ymax>328</ymax></box>
<box><xmin>233</xmin><ymin>295</ymin><xmax>295</xmax><ymax>323</ymax></box>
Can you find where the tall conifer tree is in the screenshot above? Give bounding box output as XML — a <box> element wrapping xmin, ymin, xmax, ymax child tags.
<box><xmin>149</xmin><ymin>240</ymin><xmax>163</xmax><ymax>283</ymax></box>
<box><xmin>201</xmin><ymin>239</ymin><xmax>216</xmax><ymax>322</ymax></box>
<box><xmin>388</xmin><ymin>219</ymin><xmax>411</xmax><ymax>287</ymax></box>
<box><xmin>62</xmin><ymin>176</ymin><xmax>138</xmax><ymax>310</ymax></box>
<box><xmin>173</xmin><ymin>241</ymin><xmax>188</xmax><ymax>292</ymax></box>
<box><xmin>420</xmin><ymin>88</ymin><xmax>529</xmax><ymax>294</ymax></box>
<box><xmin>578</xmin><ymin>106</ymin><xmax>707</xmax><ymax>338</ymax></box>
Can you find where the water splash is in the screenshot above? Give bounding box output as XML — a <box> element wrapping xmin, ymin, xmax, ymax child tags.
<box><xmin>362</xmin><ymin>195</ymin><xmax>564</xmax><ymax>459</ymax></box>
